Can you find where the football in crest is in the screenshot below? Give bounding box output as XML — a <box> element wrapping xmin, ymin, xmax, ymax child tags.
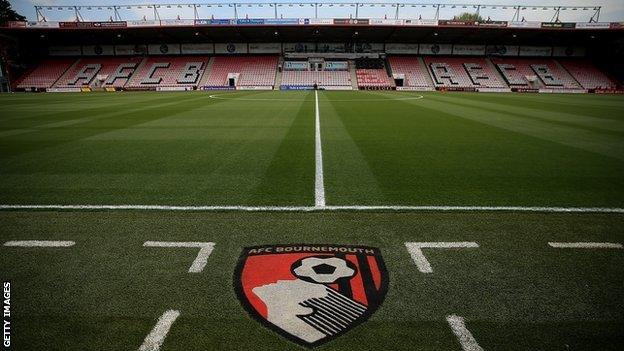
<box><xmin>234</xmin><ymin>244</ymin><xmax>388</xmax><ymax>347</ymax></box>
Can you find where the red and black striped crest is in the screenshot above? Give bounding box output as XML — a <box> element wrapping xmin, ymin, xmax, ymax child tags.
<box><xmin>234</xmin><ymin>244</ymin><xmax>388</xmax><ymax>347</ymax></box>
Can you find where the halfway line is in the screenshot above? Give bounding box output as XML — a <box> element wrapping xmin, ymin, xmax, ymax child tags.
<box><xmin>1</xmin><ymin>205</ymin><xmax>623</xmax><ymax>213</ymax></box>
<box><xmin>315</xmin><ymin>90</ymin><xmax>326</xmax><ymax>208</ymax></box>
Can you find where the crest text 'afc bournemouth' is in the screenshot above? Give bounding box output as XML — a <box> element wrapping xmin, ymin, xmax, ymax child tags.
<box><xmin>234</xmin><ymin>244</ymin><xmax>388</xmax><ymax>347</ymax></box>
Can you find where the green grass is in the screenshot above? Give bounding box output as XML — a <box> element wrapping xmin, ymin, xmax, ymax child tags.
<box><xmin>0</xmin><ymin>90</ymin><xmax>623</xmax><ymax>350</ymax></box>
<box><xmin>1</xmin><ymin>90</ymin><xmax>623</xmax><ymax>207</ymax></box>
<box><xmin>0</xmin><ymin>91</ymin><xmax>315</xmax><ymax>205</ymax></box>
<box><xmin>322</xmin><ymin>91</ymin><xmax>624</xmax><ymax>206</ymax></box>
<box><xmin>1</xmin><ymin>211</ymin><xmax>622</xmax><ymax>350</ymax></box>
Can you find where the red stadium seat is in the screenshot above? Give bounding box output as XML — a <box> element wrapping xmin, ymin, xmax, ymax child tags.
<box><xmin>54</xmin><ymin>57</ymin><xmax>144</xmax><ymax>88</ymax></box>
<box><xmin>388</xmin><ymin>57</ymin><xmax>432</xmax><ymax>88</ymax></box>
<box><xmin>13</xmin><ymin>54</ymin><xmax>618</xmax><ymax>93</ymax></box>
<box><xmin>558</xmin><ymin>59</ymin><xmax>617</xmax><ymax>90</ymax></box>
<box><xmin>201</xmin><ymin>56</ymin><xmax>278</xmax><ymax>88</ymax></box>
<box><xmin>491</xmin><ymin>58</ymin><xmax>582</xmax><ymax>89</ymax></box>
<box><xmin>421</xmin><ymin>56</ymin><xmax>506</xmax><ymax>88</ymax></box>
<box><xmin>126</xmin><ymin>56</ymin><xmax>209</xmax><ymax>89</ymax></box>
<box><xmin>356</xmin><ymin>69</ymin><xmax>394</xmax><ymax>89</ymax></box>
<box><xmin>15</xmin><ymin>58</ymin><xmax>77</xmax><ymax>89</ymax></box>
<box><xmin>281</xmin><ymin>70</ymin><xmax>351</xmax><ymax>87</ymax></box>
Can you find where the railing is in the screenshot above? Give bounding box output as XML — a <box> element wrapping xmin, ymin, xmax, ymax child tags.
<box><xmin>32</xmin><ymin>2</ymin><xmax>602</xmax><ymax>23</ymax></box>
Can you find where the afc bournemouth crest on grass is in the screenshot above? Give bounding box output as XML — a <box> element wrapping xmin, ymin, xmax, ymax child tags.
<box><xmin>234</xmin><ymin>244</ymin><xmax>388</xmax><ymax>347</ymax></box>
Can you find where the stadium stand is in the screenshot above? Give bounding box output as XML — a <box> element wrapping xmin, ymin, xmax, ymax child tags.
<box><xmin>54</xmin><ymin>57</ymin><xmax>144</xmax><ymax>89</ymax></box>
<box><xmin>356</xmin><ymin>69</ymin><xmax>395</xmax><ymax>88</ymax></box>
<box><xmin>355</xmin><ymin>58</ymin><xmax>394</xmax><ymax>89</ymax></box>
<box><xmin>559</xmin><ymin>59</ymin><xmax>617</xmax><ymax>90</ymax></box>
<box><xmin>201</xmin><ymin>56</ymin><xmax>278</xmax><ymax>88</ymax></box>
<box><xmin>387</xmin><ymin>57</ymin><xmax>432</xmax><ymax>88</ymax></box>
<box><xmin>422</xmin><ymin>57</ymin><xmax>507</xmax><ymax>89</ymax></box>
<box><xmin>15</xmin><ymin>58</ymin><xmax>76</xmax><ymax>90</ymax></box>
<box><xmin>492</xmin><ymin>58</ymin><xmax>582</xmax><ymax>89</ymax></box>
<box><xmin>11</xmin><ymin>56</ymin><xmax>618</xmax><ymax>93</ymax></box>
<box><xmin>281</xmin><ymin>60</ymin><xmax>352</xmax><ymax>88</ymax></box>
<box><xmin>126</xmin><ymin>56</ymin><xmax>209</xmax><ymax>90</ymax></box>
<box><xmin>281</xmin><ymin>70</ymin><xmax>351</xmax><ymax>87</ymax></box>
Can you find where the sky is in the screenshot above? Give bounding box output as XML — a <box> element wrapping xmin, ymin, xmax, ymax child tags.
<box><xmin>9</xmin><ymin>0</ymin><xmax>624</xmax><ymax>23</ymax></box>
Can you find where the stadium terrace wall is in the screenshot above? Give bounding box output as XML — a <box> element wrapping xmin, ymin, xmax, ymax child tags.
<box><xmin>4</xmin><ymin>19</ymin><xmax>622</xmax><ymax>55</ymax></box>
<box><xmin>46</xmin><ymin>43</ymin><xmax>589</xmax><ymax>57</ymax></box>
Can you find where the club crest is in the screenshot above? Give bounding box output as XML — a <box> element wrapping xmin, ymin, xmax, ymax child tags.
<box><xmin>234</xmin><ymin>244</ymin><xmax>388</xmax><ymax>347</ymax></box>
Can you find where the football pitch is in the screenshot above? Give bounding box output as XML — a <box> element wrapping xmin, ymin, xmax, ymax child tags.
<box><xmin>0</xmin><ymin>90</ymin><xmax>623</xmax><ymax>350</ymax></box>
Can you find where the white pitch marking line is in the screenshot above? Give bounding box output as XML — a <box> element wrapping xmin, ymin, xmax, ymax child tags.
<box><xmin>326</xmin><ymin>205</ymin><xmax>624</xmax><ymax>213</ymax></box>
<box><xmin>548</xmin><ymin>242</ymin><xmax>623</xmax><ymax>249</ymax></box>
<box><xmin>446</xmin><ymin>315</ymin><xmax>484</xmax><ymax>351</ymax></box>
<box><xmin>143</xmin><ymin>241</ymin><xmax>215</xmax><ymax>273</ymax></box>
<box><xmin>3</xmin><ymin>240</ymin><xmax>75</xmax><ymax>247</ymax></box>
<box><xmin>1</xmin><ymin>204</ymin><xmax>623</xmax><ymax>213</ymax></box>
<box><xmin>405</xmin><ymin>242</ymin><xmax>479</xmax><ymax>273</ymax></box>
<box><xmin>315</xmin><ymin>89</ymin><xmax>326</xmax><ymax>208</ymax></box>
<box><xmin>207</xmin><ymin>94</ymin><xmax>425</xmax><ymax>102</ymax></box>
<box><xmin>138</xmin><ymin>309</ymin><xmax>180</xmax><ymax>351</ymax></box>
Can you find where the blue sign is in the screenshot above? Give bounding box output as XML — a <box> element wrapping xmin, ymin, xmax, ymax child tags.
<box><xmin>265</xmin><ymin>18</ymin><xmax>299</xmax><ymax>25</ymax></box>
<box><xmin>236</xmin><ymin>19</ymin><xmax>265</xmax><ymax>25</ymax></box>
<box><xmin>195</xmin><ymin>19</ymin><xmax>232</xmax><ymax>25</ymax></box>
<box><xmin>202</xmin><ymin>86</ymin><xmax>235</xmax><ymax>90</ymax></box>
<box><xmin>280</xmin><ymin>85</ymin><xmax>315</xmax><ymax>90</ymax></box>
<box><xmin>211</xmin><ymin>19</ymin><xmax>232</xmax><ymax>25</ymax></box>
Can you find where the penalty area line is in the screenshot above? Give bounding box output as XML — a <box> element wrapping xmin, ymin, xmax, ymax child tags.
<box><xmin>405</xmin><ymin>242</ymin><xmax>479</xmax><ymax>273</ymax></box>
<box><xmin>1</xmin><ymin>204</ymin><xmax>623</xmax><ymax>213</ymax></box>
<box><xmin>548</xmin><ymin>242</ymin><xmax>623</xmax><ymax>249</ymax></box>
<box><xmin>143</xmin><ymin>241</ymin><xmax>215</xmax><ymax>273</ymax></box>
<box><xmin>138</xmin><ymin>309</ymin><xmax>180</xmax><ymax>351</ymax></box>
<box><xmin>446</xmin><ymin>315</ymin><xmax>484</xmax><ymax>351</ymax></box>
<box><xmin>3</xmin><ymin>240</ymin><xmax>75</xmax><ymax>247</ymax></box>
